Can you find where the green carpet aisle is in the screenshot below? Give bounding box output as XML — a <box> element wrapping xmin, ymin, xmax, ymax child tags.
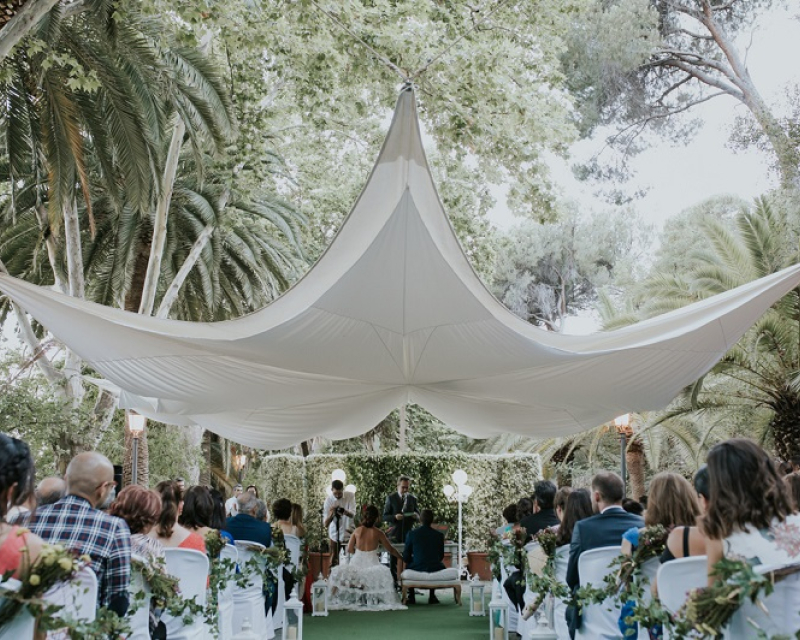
<box><xmin>300</xmin><ymin>591</ymin><xmax>489</xmax><ymax>639</ymax></box>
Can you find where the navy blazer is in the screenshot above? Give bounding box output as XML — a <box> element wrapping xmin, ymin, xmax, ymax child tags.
<box><xmin>403</xmin><ymin>524</ymin><xmax>446</xmax><ymax>573</ymax></box>
<box><xmin>224</xmin><ymin>513</ymin><xmax>273</xmax><ymax>548</ymax></box>
<box><xmin>566</xmin><ymin>507</ymin><xmax>644</xmax><ymax>589</ymax></box>
<box><xmin>383</xmin><ymin>493</ymin><xmax>420</xmax><ymax>543</ymax></box>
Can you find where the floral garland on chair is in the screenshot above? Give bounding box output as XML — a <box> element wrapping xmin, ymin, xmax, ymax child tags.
<box><xmin>524</xmin><ymin>529</ymin><xmax>570</xmax><ymax>615</ymax></box>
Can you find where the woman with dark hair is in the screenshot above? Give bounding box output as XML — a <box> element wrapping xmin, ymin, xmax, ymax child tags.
<box><xmin>328</xmin><ymin>505</ymin><xmax>405</xmax><ymax>611</ymax></box>
<box><xmin>148</xmin><ymin>481</ymin><xmax>206</xmax><ymax>552</ymax></box>
<box><xmin>291</xmin><ymin>503</ymin><xmax>306</xmax><ymax>539</ymax></box>
<box><xmin>246</xmin><ymin>485</ymin><xmax>259</xmax><ymax>498</ymax></box>
<box><xmin>0</xmin><ymin>434</ymin><xmax>43</xmax><ymax>577</ymax></box>
<box><xmin>209</xmin><ymin>489</ymin><xmax>234</xmax><ymax>544</ymax></box>
<box><xmin>555</xmin><ymin>488</ymin><xmax>593</xmax><ymax>548</ymax></box>
<box><xmin>497</xmin><ymin>502</ymin><xmax>519</xmax><ymax>535</ymax></box>
<box><xmin>273</xmin><ymin>498</ymin><xmax>297</xmax><ymax>536</ymax></box>
<box><xmin>179</xmin><ymin>485</ymin><xmax>215</xmax><ymax>537</ymax></box>
<box><xmin>704</xmin><ymin>439</ymin><xmax>800</xmax><ymax>580</ymax></box>
<box><xmin>516</xmin><ymin>497</ymin><xmax>533</xmax><ymax>523</ymax></box>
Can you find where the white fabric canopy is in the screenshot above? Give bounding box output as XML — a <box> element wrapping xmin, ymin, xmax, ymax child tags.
<box><xmin>2</xmin><ymin>87</ymin><xmax>800</xmax><ymax>448</ymax></box>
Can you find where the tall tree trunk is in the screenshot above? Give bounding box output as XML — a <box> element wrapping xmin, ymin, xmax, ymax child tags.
<box><xmin>62</xmin><ymin>198</ymin><xmax>85</xmax><ymax>405</ymax></box>
<box><xmin>626</xmin><ymin>437</ymin><xmax>646</xmax><ymax>501</ymax></box>
<box><xmin>183</xmin><ymin>425</ymin><xmax>204</xmax><ymax>484</ymax></box>
<box><xmin>156</xmin><ymin>223</ymin><xmax>214</xmax><ymax>318</ymax></box>
<box><xmin>770</xmin><ymin>390</ymin><xmax>800</xmax><ymax>461</ymax></box>
<box><xmin>139</xmin><ymin>116</ymin><xmax>185</xmax><ymax>316</ymax></box>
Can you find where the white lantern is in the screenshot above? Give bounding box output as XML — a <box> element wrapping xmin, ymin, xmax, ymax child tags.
<box><xmin>528</xmin><ymin>617</ymin><xmax>558</xmax><ymax>640</ymax></box>
<box><xmin>232</xmin><ymin>618</ymin><xmax>259</xmax><ymax>640</ymax></box>
<box><xmin>452</xmin><ymin>468</ymin><xmax>468</xmax><ymax>487</ymax></box>
<box><xmin>443</xmin><ymin>484</ymin><xmax>455</xmax><ymax>499</ymax></box>
<box><xmin>331</xmin><ymin>469</ymin><xmax>346</xmax><ymax>483</ymax></box>
<box><xmin>281</xmin><ymin>586</ymin><xmax>304</xmax><ymax>640</ymax></box>
<box><xmin>469</xmin><ymin>579</ymin><xmax>486</xmax><ymax>616</ymax></box>
<box><xmin>344</xmin><ymin>484</ymin><xmax>357</xmax><ymax>494</ymax></box>
<box><xmin>489</xmin><ymin>582</ymin><xmax>509</xmax><ymax>640</ymax></box>
<box><xmin>311</xmin><ymin>573</ymin><xmax>329</xmax><ymax>617</ymax></box>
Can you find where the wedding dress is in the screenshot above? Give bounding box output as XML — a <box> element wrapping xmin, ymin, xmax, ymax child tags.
<box><xmin>328</xmin><ymin>549</ymin><xmax>406</xmax><ymax>611</ymax></box>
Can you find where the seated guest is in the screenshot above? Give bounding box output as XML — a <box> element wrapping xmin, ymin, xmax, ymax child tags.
<box><xmin>224</xmin><ymin>491</ymin><xmax>272</xmax><ymax>548</ymax></box>
<box><xmin>274</xmin><ymin>498</ymin><xmax>298</xmax><ymax>536</ymax></box>
<box><xmin>566</xmin><ymin>472</ymin><xmax>644</xmax><ymax>637</ymax></box>
<box><xmin>403</xmin><ymin>509</ymin><xmax>446</xmax><ymax>604</ymax></box>
<box><xmin>659</xmin><ymin>467</ymin><xmax>709</xmax><ymax>565</ymax></box>
<box><xmin>555</xmin><ymin>489</ymin><xmax>592</xmax><ymax>550</ymax></box>
<box><xmin>621</xmin><ymin>472</ymin><xmax>700</xmax><ymax>557</ymax></box>
<box><xmin>784</xmin><ymin>471</ymin><xmax>800</xmax><ymax>510</ymax></box>
<box><xmin>291</xmin><ymin>503</ymin><xmax>306</xmax><ymax>538</ymax></box>
<box><xmin>496</xmin><ymin>503</ymin><xmax>519</xmax><ymax>536</ymax></box>
<box><xmin>516</xmin><ymin>497</ymin><xmax>533</xmax><ymax>525</ymax></box>
<box><xmin>519</xmin><ymin>480</ymin><xmax>560</xmax><ymax>541</ymax></box>
<box><xmin>704</xmin><ymin>439</ymin><xmax>800</xmax><ymax>583</ymax></box>
<box><xmin>210</xmin><ymin>488</ymin><xmax>234</xmax><ymax>544</ymax></box>
<box><xmin>553</xmin><ymin>487</ymin><xmax>573</xmax><ymax>527</ymax></box>
<box><xmin>36</xmin><ymin>476</ymin><xmax>66</xmax><ymax>506</ymax></box>
<box><xmin>0</xmin><ymin>434</ymin><xmax>43</xmax><ymax>578</ymax></box>
<box><xmin>149</xmin><ymin>481</ymin><xmax>206</xmax><ymax>552</ymax></box>
<box><xmin>254</xmin><ymin>499</ymin><xmax>269</xmax><ymax>523</ymax></box>
<box><xmin>179</xmin><ymin>485</ymin><xmax>216</xmax><ymax>539</ymax></box>
<box><xmin>621</xmin><ymin>497</ymin><xmax>644</xmax><ymax>516</ymax></box>
<box><xmin>110</xmin><ymin>485</ymin><xmax>165</xmax><ymax>562</ymax></box>
<box><xmin>18</xmin><ymin>452</ymin><xmax>131</xmax><ymax>615</ymax></box>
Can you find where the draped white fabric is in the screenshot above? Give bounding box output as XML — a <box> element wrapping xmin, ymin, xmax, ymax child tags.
<box><xmin>2</xmin><ymin>87</ymin><xmax>800</xmax><ymax>448</ymax></box>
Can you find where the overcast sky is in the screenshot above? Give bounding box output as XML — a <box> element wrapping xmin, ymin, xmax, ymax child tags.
<box><xmin>488</xmin><ymin>6</ymin><xmax>800</xmax><ymax>231</ymax></box>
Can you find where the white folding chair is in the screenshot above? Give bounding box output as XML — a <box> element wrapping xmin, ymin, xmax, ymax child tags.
<box><xmin>515</xmin><ymin>542</ymin><xmax>542</xmax><ymax>638</ymax></box>
<box><xmin>497</xmin><ymin>541</ymin><xmax>519</xmax><ymax>633</ymax></box>
<box><xmin>44</xmin><ymin>563</ymin><xmax>98</xmax><ymax>638</ymax></box>
<box><xmin>724</xmin><ymin>562</ymin><xmax>800</xmax><ymax>639</ymax></box>
<box><xmin>553</xmin><ymin>545</ymin><xmax>571</xmax><ymax>640</ymax></box>
<box><xmin>0</xmin><ymin>578</ymin><xmax>36</xmax><ymax>639</ymax></box>
<box><xmin>575</xmin><ymin>546</ymin><xmax>621</xmax><ymax>640</ymax></box>
<box><xmin>217</xmin><ymin>544</ymin><xmax>238</xmax><ymax>640</ymax></box>
<box><xmin>656</xmin><ymin>555</ymin><xmax>707</xmax><ymax>640</ymax></box>
<box><xmin>127</xmin><ymin>554</ymin><xmax>152</xmax><ymax>640</ymax></box>
<box><xmin>161</xmin><ymin>548</ymin><xmax>210</xmax><ymax>640</ymax></box>
<box><xmin>232</xmin><ymin>540</ymin><xmax>274</xmax><ymax>640</ymax></box>
<box><xmin>633</xmin><ymin>557</ymin><xmax>662</xmax><ymax>640</ymax></box>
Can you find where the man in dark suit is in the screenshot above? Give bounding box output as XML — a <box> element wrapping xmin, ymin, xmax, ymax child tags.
<box><xmin>224</xmin><ymin>491</ymin><xmax>272</xmax><ymax>548</ymax></box>
<box><xmin>565</xmin><ymin>472</ymin><xmax>644</xmax><ymax>638</ymax></box>
<box><xmin>383</xmin><ymin>475</ymin><xmax>420</xmax><ymax>586</ymax></box>
<box><xmin>505</xmin><ymin>480</ymin><xmax>561</xmax><ymax>610</ymax></box>
<box><xmin>403</xmin><ymin>509</ymin><xmax>446</xmax><ymax>604</ymax></box>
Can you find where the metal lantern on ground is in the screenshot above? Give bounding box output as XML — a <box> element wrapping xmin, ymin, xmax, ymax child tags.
<box><xmin>311</xmin><ymin>573</ymin><xmax>329</xmax><ymax>617</ymax></box>
<box><xmin>282</xmin><ymin>586</ymin><xmax>304</xmax><ymax>639</ymax></box>
<box><xmin>489</xmin><ymin>582</ymin><xmax>509</xmax><ymax>640</ymax></box>
<box><xmin>469</xmin><ymin>577</ymin><xmax>486</xmax><ymax>616</ymax></box>
<box><xmin>527</xmin><ymin>616</ymin><xmax>558</xmax><ymax>640</ymax></box>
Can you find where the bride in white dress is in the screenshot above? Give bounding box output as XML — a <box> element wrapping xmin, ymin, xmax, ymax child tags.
<box><xmin>328</xmin><ymin>505</ymin><xmax>407</xmax><ymax>611</ymax></box>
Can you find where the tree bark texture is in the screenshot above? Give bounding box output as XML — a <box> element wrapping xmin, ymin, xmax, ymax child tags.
<box><xmin>0</xmin><ymin>0</ymin><xmax>59</xmax><ymax>61</ymax></box>
<box><xmin>626</xmin><ymin>437</ymin><xmax>646</xmax><ymax>501</ymax></box>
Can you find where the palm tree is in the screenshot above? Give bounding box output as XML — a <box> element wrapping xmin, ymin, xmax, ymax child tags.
<box><xmin>626</xmin><ymin>196</ymin><xmax>800</xmax><ymax>460</ymax></box>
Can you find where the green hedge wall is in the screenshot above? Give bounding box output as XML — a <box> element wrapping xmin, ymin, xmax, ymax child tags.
<box><xmin>248</xmin><ymin>452</ymin><xmax>541</xmax><ymax>552</ymax></box>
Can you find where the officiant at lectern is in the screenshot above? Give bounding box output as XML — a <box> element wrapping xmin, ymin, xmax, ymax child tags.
<box><xmin>383</xmin><ymin>475</ymin><xmax>420</xmax><ymax>585</ymax></box>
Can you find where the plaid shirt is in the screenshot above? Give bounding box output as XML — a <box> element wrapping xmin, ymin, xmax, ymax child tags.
<box><xmin>19</xmin><ymin>495</ymin><xmax>131</xmax><ymax>607</ymax></box>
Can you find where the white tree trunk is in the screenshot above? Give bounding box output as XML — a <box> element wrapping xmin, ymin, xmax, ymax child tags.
<box><xmin>36</xmin><ymin>204</ymin><xmax>68</xmax><ymax>294</ymax></box>
<box><xmin>157</xmin><ymin>223</ymin><xmax>214</xmax><ymax>318</ymax></box>
<box><xmin>183</xmin><ymin>425</ymin><xmax>205</xmax><ymax>484</ymax></box>
<box><xmin>139</xmin><ymin>115</ymin><xmax>185</xmax><ymax>316</ymax></box>
<box><xmin>0</xmin><ymin>0</ymin><xmax>59</xmax><ymax>61</ymax></box>
<box><xmin>62</xmin><ymin>198</ymin><xmax>85</xmax><ymax>404</ymax></box>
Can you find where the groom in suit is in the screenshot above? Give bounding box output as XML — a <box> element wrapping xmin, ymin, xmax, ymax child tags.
<box><xmin>403</xmin><ymin>509</ymin><xmax>446</xmax><ymax>604</ymax></box>
<box><xmin>383</xmin><ymin>475</ymin><xmax>420</xmax><ymax>586</ymax></box>
<box><xmin>565</xmin><ymin>472</ymin><xmax>644</xmax><ymax>638</ymax></box>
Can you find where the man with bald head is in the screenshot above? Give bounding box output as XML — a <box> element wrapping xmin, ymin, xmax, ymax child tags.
<box><xmin>13</xmin><ymin>452</ymin><xmax>131</xmax><ymax>615</ymax></box>
<box><xmin>36</xmin><ymin>476</ymin><xmax>66</xmax><ymax>506</ymax></box>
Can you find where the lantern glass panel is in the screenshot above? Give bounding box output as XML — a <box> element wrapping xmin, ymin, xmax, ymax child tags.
<box><xmin>284</xmin><ymin>610</ymin><xmax>300</xmax><ymax>640</ymax></box>
<box><xmin>470</xmin><ymin>583</ymin><xmax>485</xmax><ymax>615</ymax></box>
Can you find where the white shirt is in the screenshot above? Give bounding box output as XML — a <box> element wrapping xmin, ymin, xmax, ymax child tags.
<box><xmin>323</xmin><ymin>491</ymin><xmax>356</xmax><ymax>542</ymax></box>
<box><xmin>225</xmin><ymin>496</ymin><xmax>239</xmax><ymax>518</ymax></box>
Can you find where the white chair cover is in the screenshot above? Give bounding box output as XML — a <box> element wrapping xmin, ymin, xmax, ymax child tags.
<box><xmin>553</xmin><ymin>545</ymin><xmax>571</xmax><ymax>640</ymax></box>
<box><xmin>127</xmin><ymin>554</ymin><xmax>151</xmax><ymax>640</ymax></box>
<box><xmin>575</xmin><ymin>546</ymin><xmax>621</xmax><ymax>640</ymax></box>
<box><xmin>724</xmin><ymin>562</ymin><xmax>800</xmax><ymax>639</ymax></box>
<box><xmin>634</xmin><ymin>557</ymin><xmax>662</xmax><ymax>640</ymax></box>
<box><xmin>656</xmin><ymin>555</ymin><xmax>707</xmax><ymax>640</ymax></box>
<box><xmin>43</xmin><ymin>563</ymin><xmax>98</xmax><ymax>639</ymax></box>
<box><xmin>515</xmin><ymin>542</ymin><xmax>541</xmax><ymax>639</ymax></box>
<box><xmin>162</xmin><ymin>548</ymin><xmax>210</xmax><ymax>640</ymax></box>
<box><xmin>217</xmin><ymin>544</ymin><xmax>238</xmax><ymax>640</ymax></box>
<box><xmin>283</xmin><ymin>535</ymin><xmax>301</xmax><ymax>570</ymax></box>
<box><xmin>0</xmin><ymin>578</ymin><xmax>36</xmax><ymax>639</ymax></box>
<box><xmin>497</xmin><ymin>541</ymin><xmax>519</xmax><ymax>633</ymax></box>
<box><xmin>232</xmin><ymin>540</ymin><xmax>275</xmax><ymax>640</ymax></box>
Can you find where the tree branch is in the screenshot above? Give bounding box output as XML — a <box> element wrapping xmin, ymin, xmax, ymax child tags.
<box><xmin>0</xmin><ymin>0</ymin><xmax>59</xmax><ymax>61</ymax></box>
